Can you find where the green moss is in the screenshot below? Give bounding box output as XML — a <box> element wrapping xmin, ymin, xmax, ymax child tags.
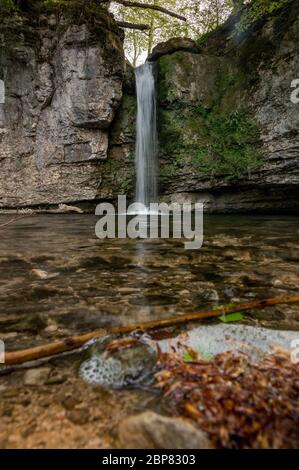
<box><xmin>158</xmin><ymin>55</ymin><xmax>179</xmax><ymax>103</ymax></box>
<box><xmin>0</xmin><ymin>1</ymin><xmax>117</xmax><ymax>33</ymax></box>
<box><xmin>111</xmin><ymin>94</ymin><xmax>136</xmax><ymax>143</ymax></box>
<box><xmin>192</xmin><ymin>111</ymin><xmax>261</xmax><ymax>179</ymax></box>
<box><xmin>291</xmin><ymin>15</ymin><xmax>299</xmax><ymax>33</ymax></box>
<box><xmin>212</xmin><ymin>69</ymin><xmax>248</xmax><ymax>110</ymax></box>
<box><xmin>158</xmin><ymin>39</ymin><xmax>265</xmax><ymax>182</ymax></box>
<box><xmin>0</xmin><ymin>0</ymin><xmax>18</xmax><ymax>14</ymax></box>
<box><xmin>159</xmin><ymin>102</ymin><xmax>261</xmax><ymax>181</ymax></box>
<box><xmin>234</xmin><ymin>0</ymin><xmax>289</xmax><ymax>34</ymax></box>
<box><xmin>104</xmin><ymin>156</ymin><xmax>135</xmax><ymax>195</ymax></box>
<box><xmin>195</xmin><ymin>31</ymin><xmax>213</xmax><ymax>47</ymax></box>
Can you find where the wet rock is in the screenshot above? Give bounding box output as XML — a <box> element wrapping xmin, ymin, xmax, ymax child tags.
<box><xmin>31</xmin><ymin>269</ymin><xmax>59</xmax><ymax>280</ymax></box>
<box><xmin>271</xmin><ymin>279</ymin><xmax>283</xmax><ymax>287</ymax></box>
<box><xmin>67</xmin><ymin>408</ymin><xmax>90</xmax><ymax>425</ymax></box>
<box><xmin>56</xmin><ymin>204</ymin><xmax>84</xmax><ymax>214</ymax></box>
<box><xmin>46</xmin><ymin>372</ymin><xmax>67</xmax><ymax>385</ymax></box>
<box><xmin>179</xmin><ymin>289</ymin><xmax>190</xmax><ymax>296</ymax></box>
<box><xmin>223</xmin><ymin>285</ymin><xmax>237</xmax><ymax>298</ymax></box>
<box><xmin>2</xmin><ymin>389</ymin><xmax>19</xmax><ymax>398</ymax></box>
<box><xmin>24</xmin><ymin>367</ymin><xmax>51</xmax><ymax>386</ymax></box>
<box><xmin>118</xmin><ymin>287</ymin><xmax>140</xmax><ymax>295</ymax></box>
<box><xmin>130</xmin><ymin>295</ymin><xmax>177</xmax><ymax>306</ymax></box>
<box><xmin>1</xmin><ymin>314</ymin><xmax>47</xmax><ymax>334</ymax></box>
<box><xmin>0</xmin><ymin>332</ymin><xmax>18</xmax><ymax>340</ymax></box>
<box><xmin>202</xmin><ymin>289</ymin><xmax>219</xmax><ymax>302</ymax></box>
<box><xmin>45</xmin><ymin>324</ymin><xmax>59</xmax><ymax>334</ymax></box>
<box><xmin>62</xmin><ymin>396</ymin><xmax>81</xmax><ymax>411</ymax></box>
<box><xmin>118</xmin><ymin>412</ymin><xmax>212</xmax><ymax>449</ymax></box>
<box><xmin>80</xmin><ymin>338</ymin><xmax>156</xmax><ymax>388</ymax></box>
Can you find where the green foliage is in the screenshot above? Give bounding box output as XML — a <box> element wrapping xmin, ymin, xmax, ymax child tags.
<box><xmin>114</xmin><ymin>0</ymin><xmax>189</xmax><ymax>63</ymax></box>
<box><xmin>112</xmin><ymin>0</ymin><xmax>233</xmax><ymax>64</ymax></box>
<box><xmin>158</xmin><ymin>50</ymin><xmax>262</xmax><ymax>181</ymax></box>
<box><xmin>183</xmin><ymin>349</ymin><xmax>214</xmax><ymax>362</ymax></box>
<box><xmin>159</xmin><ymin>103</ymin><xmax>261</xmax><ymax>181</ymax></box>
<box><xmin>235</xmin><ymin>0</ymin><xmax>289</xmax><ymax>33</ymax></box>
<box><xmin>0</xmin><ymin>0</ymin><xmax>110</xmax><ymax>23</ymax></box>
<box><xmin>219</xmin><ymin>312</ymin><xmax>244</xmax><ymax>322</ymax></box>
<box><xmin>0</xmin><ymin>0</ymin><xmax>18</xmax><ymax>14</ymax></box>
<box><xmin>293</xmin><ymin>15</ymin><xmax>299</xmax><ymax>31</ymax></box>
<box><xmin>195</xmin><ymin>30</ymin><xmax>214</xmax><ymax>47</ymax></box>
<box><xmin>104</xmin><ymin>157</ymin><xmax>135</xmax><ymax>195</ymax></box>
<box><xmin>193</xmin><ymin>111</ymin><xmax>261</xmax><ymax>179</ymax></box>
<box><xmin>183</xmin><ymin>352</ymin><xmax>194</xmax><ymax>362</ymax></box>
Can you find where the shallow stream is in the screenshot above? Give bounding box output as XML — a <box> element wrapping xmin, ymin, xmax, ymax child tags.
<box><xmin>0</xmin><ymin>214</ymin><xmax>298</xmax><ymax>447</ymax></box>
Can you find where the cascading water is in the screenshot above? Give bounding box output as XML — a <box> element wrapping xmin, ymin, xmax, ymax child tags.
<box><xmin>134</xmin><ymin>62</ymin><xmax>158</xmax><ymax>209</ymax></box>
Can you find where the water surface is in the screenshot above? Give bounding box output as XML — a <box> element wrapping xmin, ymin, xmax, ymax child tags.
<box><xmin>0</xmin><ymin>214</ymin><xmax>298</xmax><ymax>351</ymax></box>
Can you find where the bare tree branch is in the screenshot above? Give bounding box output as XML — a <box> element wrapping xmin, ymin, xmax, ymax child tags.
<box><xmin>116</xmin><ymin>20</ymin><xmax>150</xmax><ymax>30</ymax></box>
<box><xmin>113</xmin><ymin>0</ymin><xmax>187</xmax><ymax>22</ymax></box>
<box><xmin>4</xmin><ymin>295</ymin><xmax>299</xmax><ymax>365</ymax></box>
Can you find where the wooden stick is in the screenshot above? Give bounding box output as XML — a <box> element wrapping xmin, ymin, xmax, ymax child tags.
<box><xmin>4</xmin><ymin>295</ymin><xmax>299</xmax><ymax>366</ymax></box>
<box><xmin>113</xmin><ymin>1</ymin><xmax>187</xmax><ymax>22</ymax></box>
<box><xmin>116</xmin><ymin>21</ymin><xmax>150</xmax><ymax>30</ymax></box>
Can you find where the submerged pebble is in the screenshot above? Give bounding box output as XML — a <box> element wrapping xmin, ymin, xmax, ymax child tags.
<box><xmin>79</xmin><ymin>338</ymin><xmax>157</xmax><ymax>389</ymax></box>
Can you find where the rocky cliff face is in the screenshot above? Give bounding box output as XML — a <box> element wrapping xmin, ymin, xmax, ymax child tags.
<box><xmin>153</xmin><ymin>0</ymin><xmax>299</xmax><ymax>212</ymax></box>
<box><xmin>0</xmin><ymin>4</ymin><xmax>132</xmax><ymax>208</ymax></box>
<box><xmin>0</xmin><ymin>1</ymin><xmax>298</xmax><ymax>212</ymax></box>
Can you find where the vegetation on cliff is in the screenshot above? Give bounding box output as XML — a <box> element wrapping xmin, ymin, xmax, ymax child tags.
<box><xmin>158</xmin><ymin>53</ymin><xmax>262</xmax><ymax>181</ymax></box>
<box><xmin>157</xmin><ymin>0</ymin><xmax>298</xmax><ymax>184</ymax></box>
<box><xmin>0</xmin><ymin>0</ymin><xmax>125</xmax><ymax>42</ymax></box>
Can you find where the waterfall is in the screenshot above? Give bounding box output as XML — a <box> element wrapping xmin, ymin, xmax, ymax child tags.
<box><xmin>134</xmin><ymin>62</ymin><xmax>158</xmax><ymax>209</ymax></box>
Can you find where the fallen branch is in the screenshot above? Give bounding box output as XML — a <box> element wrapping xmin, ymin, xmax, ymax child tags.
<box><xmin>4</xmin><ymin>295</ymin><xmax>299</xmax><ymax>365</ymax></box>
<box><xmin>116</xmin><ymin>20</ymin><xmax>150</xmax><ymax>30</ymax></box>
<box><xmin>114</xmin><ymin>1</ymin><xmax>187</xmax><ymax>22</ymax></box>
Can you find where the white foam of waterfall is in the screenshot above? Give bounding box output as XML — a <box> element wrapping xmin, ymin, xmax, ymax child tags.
<box><xmin>134</xmin><ymin>62</ymin><xmax>158</xmax><ymax>210</ymax></box>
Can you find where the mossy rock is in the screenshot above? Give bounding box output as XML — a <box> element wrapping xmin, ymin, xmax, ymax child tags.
<box><xmin>157</xmin><ymin>47</ymin><xmax>262</xmax><ymax>182</ymax></box>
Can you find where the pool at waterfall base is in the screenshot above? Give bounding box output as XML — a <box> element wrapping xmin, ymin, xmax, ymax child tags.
<box><xmin>0</xmin><ymin>213</ymin><xmax>298</xmax><ymax>447</ymax></box>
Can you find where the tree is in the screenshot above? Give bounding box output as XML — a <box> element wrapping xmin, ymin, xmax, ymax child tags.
<box><xmin>1</xmin><ymin>1</ymin><xmax>235</xmax><ymax>64</ymax></box>
<box><xmin>101</xmin><ymin>0</ymin><xmax>187</xmax><ymax>32</ymax></box>
<box><xmin>189</xmin><ymin>0</ymin><xmax>233</xmax><ymax>33</ymax></box>
<box><xmin>111</xmin><ymin>0</ymin><xmax>233</xmax><ymax>64</ymax></box>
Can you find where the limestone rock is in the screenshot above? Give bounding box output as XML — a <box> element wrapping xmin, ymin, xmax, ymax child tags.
<box><xmin>156</xmin><ymin>0</ymin><xmax>299</xmax><ymax>212</ymax></box>
<box><xmin>0</xmin><ymin>8</ymin><xmax>125</xmax><ymax>208</ymax></box>
<box><xmin>0</xmin><ymin>1</ymin><xmax>298</xmax><ymax>212</ymax></box>
<box><xmin>118</xmin><ymin>411</ymin><xmax>212</xmax><ymax>449</ymax></box>
<box><xmin>148</xmin><ymin>38</ymin><xmax>198</xmax><ymax>62</ymax></box>
<box><xmin>24</xmin><ymin>368</ymin><xmax>51</xmax><ymax>386</ymax></box>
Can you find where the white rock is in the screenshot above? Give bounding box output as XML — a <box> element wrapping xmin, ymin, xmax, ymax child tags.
<box><xmin>24</xmin><ymin>368</ymin><xmax>51</xmax><ymax>386</ymax></box>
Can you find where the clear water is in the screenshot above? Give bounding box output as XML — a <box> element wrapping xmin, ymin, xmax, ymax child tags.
<box><xmin>0</xmin><ymin>214</ymin><xmax>298</xmax><ymax>353</ymax></box>
<box><xmin>0</xmin><ymin>214</ymin><xmax>298</xmax><ymax>448</ymax></box>
<box><xmin>135</xmin><ymin>62</ymin><xmax>158</xmax><ymax>208</ymax></box>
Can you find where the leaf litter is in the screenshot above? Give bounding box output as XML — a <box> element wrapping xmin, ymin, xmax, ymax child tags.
<box><xmin>154</xmin><ymin>348</ymin><xmax>299</xmax><ymax>448</ymax></box>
